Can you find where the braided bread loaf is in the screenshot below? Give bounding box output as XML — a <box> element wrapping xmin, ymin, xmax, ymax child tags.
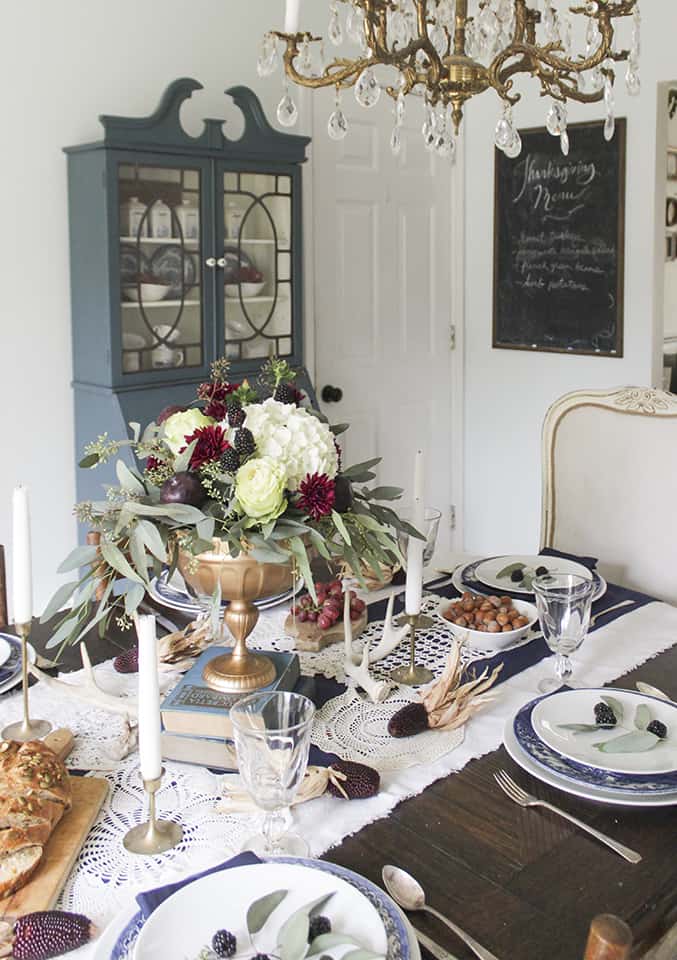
<box><xmin>0</xmin><ymin>740</ymin><xmax>72</xmax><ymax>899</ymax></box>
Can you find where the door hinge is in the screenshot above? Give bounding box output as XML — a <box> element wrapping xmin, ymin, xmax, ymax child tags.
<box><xmin>449</xmin><ymin>504</ymin><xmax>456</xmax><ymax>530</ymax></box>
<box><xmin>449</xmin><ymin>324</ymin><xmax>456</xmax><ymax>351</ymax></box>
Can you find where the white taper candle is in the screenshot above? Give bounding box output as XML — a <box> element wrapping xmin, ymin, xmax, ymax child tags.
<box><xmin>404</xmin><ymin>450</ymin><xmax>425</xmax><ymax>616</ymax></box>
<box><xmin>136</xmin><ymin>614</ymin><xmax>163</xmax><ymax>782</ymax></box>
<box><xmin>284</xmin><ymin>0</ymin><xmax>301</xmax><ymax>33</ymax></box>
<box><xmin>12</xmin><ymin>486</ymin><xmax>33</xmax><ymax>625</ymax></box>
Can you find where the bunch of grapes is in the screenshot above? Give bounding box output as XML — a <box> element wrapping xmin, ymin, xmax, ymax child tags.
<box><xmin>292</xmin><ymin>580</ymin><xmax>366</xmax><ymax>630</ymax></box>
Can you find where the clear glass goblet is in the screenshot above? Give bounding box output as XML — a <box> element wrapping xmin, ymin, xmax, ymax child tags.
<box><xmin>230</xmin><ymin>691</ymin><xmax>315</xmax><ymax>857</ymax></box>
<box><xmin>396</xmin><ymin>507</ymin><xmax>442</xmax><ymax>629</ymax></box>
<box><xmin>533</xmin><ymin>573</ymin><xmax>595</xmax><ymax>694</ymax></box>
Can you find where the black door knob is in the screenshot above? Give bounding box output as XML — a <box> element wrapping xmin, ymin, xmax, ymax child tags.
<box><xmin>321</xmin><ymin>385</ymin><xmax>343</xmax><ymax>403</ymax></box>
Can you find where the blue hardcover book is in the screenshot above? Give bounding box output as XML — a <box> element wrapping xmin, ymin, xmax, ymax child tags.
<box><xmin>160</xmin><ymin>647</ymin><xmax>300</xmax><ymax>738</ymax></box>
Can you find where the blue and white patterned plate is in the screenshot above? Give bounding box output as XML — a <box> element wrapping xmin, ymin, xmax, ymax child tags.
<box><xmin>513</xmin><ymin>694</ymin><xmax>677</xmax><ymax>795</ymax></box>
<box><xmin>149</xmin><ymin>570</ymin><xmax>301</xmax><ymax>616</ymax></box>
<box><xmin>455</xmin><ymin>558</ymin><xmax>607</xmax><ymax>604</ymax></box>
<box><xmin>105</xmin><ymin>857</ymin><xmax>417</xmax><ymax>960</ymax></box>
<box><xmin>0</xmin><ymin>634</ymin><xmax>34</xmax><ymax>696</ymax></box>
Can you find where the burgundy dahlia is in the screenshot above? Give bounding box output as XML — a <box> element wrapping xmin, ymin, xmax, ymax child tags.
<box><xmin>184</xmin><ymin>425</ymin><xmax>230</xmax><ymax>469</ymax></box>
<box><xmin>145</xmin><ymin>456</ymin><xmax>165</xmax><ymax>472</ymax></box>
<box><xmin>198</xmin><ymin>381</ymin><xmax>240</xmax><ymax>420</ymax></box>
<box><xmin>297</xmin><ymin>473</ymin><xmax>336</xmax><ymax>521</ymax></box>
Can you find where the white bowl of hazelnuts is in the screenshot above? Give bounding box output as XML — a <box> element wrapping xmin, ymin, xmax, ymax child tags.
<box><xmin>437</xmin><ymin>591</ymin><xmax>539</xmax><ymax>651</ymax></box>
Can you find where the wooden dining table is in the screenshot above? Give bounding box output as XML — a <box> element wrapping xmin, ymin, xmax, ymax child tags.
<box><xmin>21</xmin><ymin>610</ymin><xmax>677</xmax><ymax>960</ymax></box>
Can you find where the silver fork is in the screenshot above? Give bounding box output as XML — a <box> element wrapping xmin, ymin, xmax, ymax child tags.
<box><xmin>494</xmin><ymin>770</ymin><xmax>642</xmax><ymax>864</ymax></box>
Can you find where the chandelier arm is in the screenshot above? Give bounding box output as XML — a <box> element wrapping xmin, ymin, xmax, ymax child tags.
<box><xmin>277</xmin><ymin>37</ymin><xmax>371</xmax><ymax>90</ymax></box>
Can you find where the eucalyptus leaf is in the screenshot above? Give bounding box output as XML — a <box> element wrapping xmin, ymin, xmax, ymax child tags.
<box><xmin>196</xmin><ymin>515</ymin><xmax>215</xmax><ymax>542</ymax></box>
<box><xmin>174</xmin><ymin>439</ymin><xmax>197</xmax><ymax>474</ymax></box>
<box><xmin>277</xmin><ymin>892</ymin><xmax>334</xmax><ymax>951</ymax></box>
<box><xmin>57</xmin><ymin>545</ymin><xmax>99</xmax><ymax>574</ymax></box>
<box><xmin>250</xmin><ymin>546</ymin><xmax>291</xmax><ymax>565</ymax></box>
<box><xmin>79</xmin><ymin>453</ymin><xmax>100</xmax><ymax>469</ymax></box>
<box><xmin>246</xmin><ymin>889</ymin><xmax>288</xmax><ymax>936</ymax></box>
<box><xmin>45</xmin><ymin>615</ymin><xmax>80</xmax><ymax>650</ymax></box>
<box><xmin>331</xmin><ymin>510</ymin><xmax>352</xmax><ymax>546</ymax></box>
<box><xmin>116</xmin><ymin>459</ymin><xmax>145</xmax><ymax>495</ymax></box>
<box><xmin>634</xmin><ymin>704</ymin><xmax>651</xmax><ymax>731</ymax></box>
<box><xmin>40</xmin><ymin>581</ymin><xmax>79</xmax><ymax>623</ymax></box>
<box><xmin>100</xmin><ymin>542</ymin><xmax>145</xmax><ymax>585</ymax></box>
<box><xmin>342</xmin><ymin>457</ymin><xmax>381</xmax><ymax>479</ymax></box>
<box><xmin>594</xmin><ymin>731</ymin><xmax>660</xmax><ymax>753</ymax></box>
<box><xmin>124</xmin><ymin>582</ymin><xmax>145</xmax><ymax>617</ymax></box>
<box><xmin>129</xmin><ymin>527</ymin><xmax>149</xmax><ymax>582</ymax></box>
<box><xmin>601</xmin><ymin>695</ymin><xmax>624</xmax><ymax>723</ymax></box>
<box><xmin>329</xmin><ymin>422</ymin><xmax>349</xmax><ymax>436</ymax></box>
<box><xmin>365</xmin><ymin>486</ymin><xmax>403</xmax><ymax>502</ymax></box>
<box><xmin>124</xmin><ymin>501</ymin><xmax>206</xmax><ymax>525</ymax></box>
<box><xmin>137</xmin><ymin>519</ymin><xmax>168</xmax><ymax>563</ymax></box>
<box><xmin>289</xmin><ymin>537</ymin><xmax>315</xmax><ymax>601</ymax></box>
<box><xmin>307</xmin><ymin>933</ymin><xmax>361</xmax><ymax>956</ymax></box>
<box><xmin>496</xmin><ymin>562</ymin><xmax>525</xmax><ymax>579</ymax></box>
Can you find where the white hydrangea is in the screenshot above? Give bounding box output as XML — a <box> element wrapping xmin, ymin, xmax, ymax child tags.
<box><xmin>241</xmin><ymin>398</ymin><xmax>339</xmax><ymax>491</ymax></box>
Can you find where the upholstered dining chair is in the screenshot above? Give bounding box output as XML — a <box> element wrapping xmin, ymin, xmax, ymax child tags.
<box><xmin>540</xmin><ymin>387</ymin><xmax>677</xmax><ymax>604</ymax></box>
<box><xmin>0</xmin><ymin>545</ymin><xmax>7</xmax><ymax>628</ymax></box>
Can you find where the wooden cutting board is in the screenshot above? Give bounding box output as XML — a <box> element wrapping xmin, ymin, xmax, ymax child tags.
<box><xmin>284</xmin><ymin>607</ymin><xmax>368</xmax><ymax>652</ymax></box>
<box><xmin>0</xmin><ymin>729</ymin><xmax>109</xmax><ymax>919</ymax></box>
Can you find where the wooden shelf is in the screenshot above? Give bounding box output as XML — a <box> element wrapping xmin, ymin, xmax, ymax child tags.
<box><xmin>121</xmin><ymin>299</ymin><xmax>200</xmax><ymax>309</ymax></box>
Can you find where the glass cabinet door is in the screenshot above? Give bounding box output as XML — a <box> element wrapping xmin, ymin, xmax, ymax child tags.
<box><xmin>220</xmin><ymin>170</ymin><xmax>294</xmax><ymax>362</ymax></box>
<box><xmin>117</xmin><ymin>161</ymin><xmax>206</xmax><ymax>376</ymax></box>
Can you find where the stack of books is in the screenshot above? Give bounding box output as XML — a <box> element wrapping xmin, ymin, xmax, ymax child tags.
<box><xmin>160</xmin><ymin>647</ymin><xmax>300</xmax><ymax>771</ymax></box>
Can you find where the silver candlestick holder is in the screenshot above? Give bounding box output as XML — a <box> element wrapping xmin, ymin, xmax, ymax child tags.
<box><xmin>123</xmin><ymin>768</ymin><xmax>183</xmax><ymax>855</ymax></box>
<box><xmin>390</xmin><ymin>614</ymin><xmax>434</xmax><ymax>686</ymax></box>
<box><xmin>1</xmin><ymin>622</ymin><xmax>52</xmax><ymax>742</ymax></box>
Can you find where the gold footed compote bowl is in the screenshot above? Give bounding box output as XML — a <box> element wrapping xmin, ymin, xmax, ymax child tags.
<box><xmin>178</xmin><ymin>540</ymin><xmax>294</xmax><ymax>693</ymax></box>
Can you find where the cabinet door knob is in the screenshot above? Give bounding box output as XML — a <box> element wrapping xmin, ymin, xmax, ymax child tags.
<box><xmin>217</xmin><ymin>257</ymin><xmax>226</xmax><ymax>268</ymax></box>
<box><xmin>205</xmin><ymin>257</ymin><xmax>217</xmax><ymax>268</ymax></box>
<box><xmin>321</xmin><ymin>385</ymin><xmax>343</xmax><ymax>403</ymax></box>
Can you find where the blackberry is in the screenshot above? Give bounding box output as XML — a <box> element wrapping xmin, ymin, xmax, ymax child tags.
<box><xmin>593</xmin><ymin>702</ymin><xmax>617</xmax><ymax>726</ymax></box>
<box><xmin>228</xmin><ymin>401</ymin><xmax>246</xmax><ymax>428</ymax></box>
<box><xmin>274</xmin><ymin>382</ymin><xmax>296</xmax><ymax>404</ymax></box>
<box><xmin>212</xmin><ymin>930</ymin><xmax>237</xmax><ymax>958</ymax></box>
<box><xmin>510</xmin><ymin>569</ymin><xmax>524</xmax><ymax>583</ymax></box>
<box><xmin>647</xmin><ymin>719</ymin><xmax>668</xmax><ymax>739</ymax></box>
<box><xmin>220</xmin><ymin>447</ymin><xmax>241</xmax><ymax>474</ymax></box>
<box><xmin>308</xmin><ymin>916</ymin><xmax>332</xmax><ymax>941</ymax></box>
<box><xmin>253</xmin><ymin>955</ymin><xmax>271</xmax><ymax>960</ymax></box>
<box><xmin>535</xmin><ymin>565</ymin><xmax>549</xmax><ymax>577</ymax></box>
<box><xmin>234</xmin><ymin>428</ymin><xmax>256</xmax><ymax>456</ymax></box>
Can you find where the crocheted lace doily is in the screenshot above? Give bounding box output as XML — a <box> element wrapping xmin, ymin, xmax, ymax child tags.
<box><xmin>313</xmin><ymin>689</ymin><xmax>465</xmax><ymax>772</ymax></box>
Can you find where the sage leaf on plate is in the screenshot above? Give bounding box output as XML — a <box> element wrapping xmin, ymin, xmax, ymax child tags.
<box><xmin>634</xmin><ymin>704</ymin><xmax>651</xmax><ymax>731</ymax></box>
<box><xmin>594</xmin><ymin>731</ymin><xmax>660</xmax><ymax>753</ymax></box>
<box><xmin>342</xmin><ymin>950</ymin><xmax>386</xmax><ymax>960</ymax></box>
<box><xmin>246</xmin><ymin>889</ymin><xmax>288</xmax><ymax>936</ymax></box>
<box><xmin>497</xmin><ymin>562</ymin><xmax>525</xmax><ymax>579</ymax></box>
<box><xmin>307</xmin><ymin>933</ymin><xmax>362</xmax><ymax>956</ymax></box>
<box><xmin>277</xmin><ymin>893</ymin><xmax>336</xmax><ymax>960</ymax></box>
<box><xmin>601</xmin><ymin>695</ymin><xmax>624</xmax><ymax>723</ymax></box>
<box><xmin>557</xmin><ymin>723</ymin><xmax>616</xmax><ymax>734</ymax></box>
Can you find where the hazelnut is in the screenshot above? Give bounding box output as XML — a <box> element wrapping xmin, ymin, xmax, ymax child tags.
<box><xmin>487</xmin><ymin>620</ymin><xmax>501</xmax><ymax>633</ymax></box>
<box><xmin>496</xmin><ymin>612</ymin><xmax>510</xmax><ymax>626</ymax></box>
<box><xmin>513</xmin><ymin>616</ymin><xmax>529</xmax><ymax>628</ymax></box>
<box><xmin>502</xmin><ymin>624</ymin><xmax>514</xmax><ymax>632</ymax></box>
<box><xmin>454</xmin><ymin>616</ymin><xmax>468</xmax><ymax>627</ymax></box>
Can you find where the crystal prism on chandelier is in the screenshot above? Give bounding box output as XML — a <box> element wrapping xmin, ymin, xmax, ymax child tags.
<box><xmin>263</xmin><ymin>0</ymin><xmax>641</xmax><ymax>159</ymax></box>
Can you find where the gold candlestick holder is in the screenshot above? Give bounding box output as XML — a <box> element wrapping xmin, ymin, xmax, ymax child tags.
<box><xmin>123</xmin><ymin>768</ymin><xmax>183</xmax><ymax>856</ymax></box>
<box><xmin>1</xmin><ymin>622</ymin><xmax>52</xmax><ymax>742</ymax></box>
<box><xmin>390</xmin><ymin>614</ymin><xmax>434</xmax><ymax>686</ymax></box>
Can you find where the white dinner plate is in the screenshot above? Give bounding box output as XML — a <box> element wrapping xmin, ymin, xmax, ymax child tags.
<box><xmin>474</xmin><ymin>555</ymin><xmax>593</xmax><ymax>595</ymax></box>
<box><xmin>0</xmin><ymin>637</ymin><xmax>10</xmax><ymax>669</ymax></box>
<box><xmin>532</xmin><ymin>688</ymin><xmax>677</xmax><ymax>775</ymax></box>
<box><xmin>453</xmin><ymin>558</ymin><xmax>607</xmax><ymax>604</ymax></box>
<box><xmin>135</xmin><ymin>861</ymin><xmax>388</xmax><ymax>958</ymax></box>
<box><xmin>504</xmin><ymin>712</ymin><xmax>677</xmax><ymax>807</ymax></box>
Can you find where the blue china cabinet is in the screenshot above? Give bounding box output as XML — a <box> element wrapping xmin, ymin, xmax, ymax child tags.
<box><xmin>64</xmin><ymin>79</ymin><xmax>311</xmax><ymax>504</ymax></box>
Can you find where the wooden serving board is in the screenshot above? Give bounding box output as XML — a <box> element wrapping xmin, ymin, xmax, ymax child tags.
<box><xmin>0</xmin><ymin>729</ymin><xmax>109</xmax><ymax>920</ymax></box>
<box><xmin>284</xmin><ymin>608</ymin><xmax>368</xmax><ymax>652</ymax></box>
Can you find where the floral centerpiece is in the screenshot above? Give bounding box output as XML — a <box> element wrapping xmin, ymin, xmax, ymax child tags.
<box><xmin>46</xmin><ymin>358</ymin><xmax>415</xmax><ymax>653</ymax></box>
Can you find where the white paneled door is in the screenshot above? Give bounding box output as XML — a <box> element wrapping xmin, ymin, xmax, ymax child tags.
<box><xmin>311</xmin><ymin>91</ymin><xmax>462</xmax><ymax>553</ymax></box>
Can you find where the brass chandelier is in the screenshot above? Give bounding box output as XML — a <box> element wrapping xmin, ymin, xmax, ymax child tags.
<box><xmin>259</xmin><ymin>0</ymin><xmax>641</xmax><ymax>158</ymax></box>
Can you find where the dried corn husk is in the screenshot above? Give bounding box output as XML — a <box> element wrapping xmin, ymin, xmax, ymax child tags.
<box><xmin>157</xmin><ymin>619</ymin><xmax>214</xmax><ymax>672</ymax></box>
<box><xmin>215</xmin><ymin>765</ymin><xmax>347</xmax><ymax>813</ymax></box>
<box><xmin>421</xmin><ymin>642</ymin><xmax>502</xmax><ymax>730</ymax></box>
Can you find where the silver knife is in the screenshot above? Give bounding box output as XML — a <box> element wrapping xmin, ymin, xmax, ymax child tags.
<box><xmin>411</xmin><ymin>924</ymin><xmax>461</xmax><ymax>960</ymax></box>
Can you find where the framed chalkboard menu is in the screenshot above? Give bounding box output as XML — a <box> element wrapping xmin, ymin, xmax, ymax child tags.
<box><xmin>493</xmin><ymin>119</ymin><xmax>626</xmax><ymax>357</ymax></box>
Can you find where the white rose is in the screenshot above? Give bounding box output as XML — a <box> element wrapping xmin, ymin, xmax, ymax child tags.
<box><xmin>163</xmin><ymin>409</ymin><xmax>214</xmax><ymax>455</ymax></box>
<box><xmin>242</xmin><ymin>398</ymin><xmax>338</xmax><ymax>491</ymax></box>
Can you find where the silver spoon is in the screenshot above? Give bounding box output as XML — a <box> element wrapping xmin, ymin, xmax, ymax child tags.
<box><xmin>382</xmin><ymin>865</ymin><xmax>501</xmax><ymax>960</ymax></box>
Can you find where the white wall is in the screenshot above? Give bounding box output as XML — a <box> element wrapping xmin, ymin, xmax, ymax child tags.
<box><xmin>0</xmin><ymin>0</ymin><xmax>290</xmax><ymax>615</ymax></box>
<box><xmin>463</xmin><ymin>2</ymin><xmax>677</xmax><ymax>556</ymax></box>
